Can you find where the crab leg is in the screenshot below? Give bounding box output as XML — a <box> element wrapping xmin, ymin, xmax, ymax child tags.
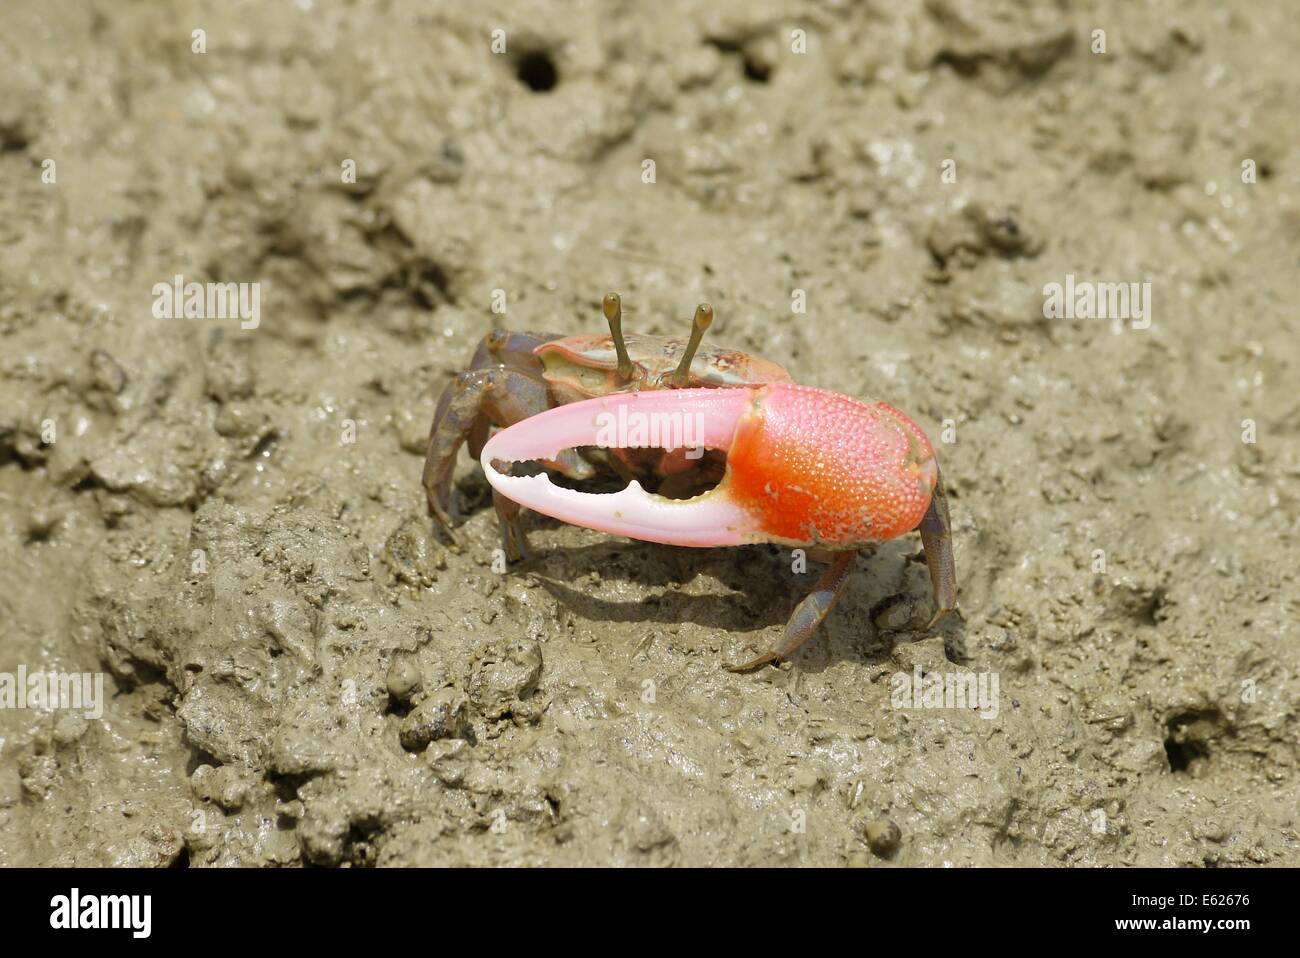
<box><xmin>423</xmin><ymin>365</ymin><xmax>591</xmax><ymax>554</ymax></box>
<box><xmin>725</xmin><ymin>551</ymin><xmax>858</xmax><ymax>672</ymax></box>
<box><xmin>602</xmin><ymin>293</ymin><xmax>635</xmax><ymax>383</ymax></box>
<box><xmin>917</xmin><ymin>465</ymin><xmax>957</xmax><ymax>626</ymax></box>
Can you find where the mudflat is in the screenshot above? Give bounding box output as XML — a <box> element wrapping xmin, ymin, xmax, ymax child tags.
<box><xmin>0</xmin><ymin>1</ymin><xmax>1295</xmax><ymax>866</ymax></box>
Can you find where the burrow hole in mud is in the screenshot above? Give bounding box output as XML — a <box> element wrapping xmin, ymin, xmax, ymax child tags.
<box><xmin>498</xmin><ymin>446</ymin><xmax>727</xmax><ymax>501</ymax></box>
<box><xmin>1164</xmin><ymin>709</ymin><xmax>1220</xmax><ymax>774</ymax></box>
<box><xmin>1134</xmin><ymin>586</ymin><xmax>1168</xmax><ymax>627</ymax></box>
<box><xmin>341</xmin><ymin>817</ymin><xmax>384</xmax><ymax>867</ymax></box>
<box><xmin>705</xmin><ymin>38</ymin><xmax>772</xmax><ymax>84</ymax></box>
<box><xmin>403</xmin><ymin>257</ymin><xmax>452</xmax><ymax>309</ymax></box>
<box><xmin>514</xmin><ymin>49</ymin><xmax>559</xmax><ymax>92</ymax></box>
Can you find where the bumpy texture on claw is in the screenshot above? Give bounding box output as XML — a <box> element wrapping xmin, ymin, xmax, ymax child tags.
<box><xmin>480</xmin><ymin>382</ymin><xmax>939</xmax><ymax>550</ymax></box>
<box><xmin>723</xmin><ymin>383</ymin><xmax>937</xmax><ymax>546</ymax></box>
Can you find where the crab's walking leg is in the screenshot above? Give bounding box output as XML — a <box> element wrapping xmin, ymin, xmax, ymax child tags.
<box><xmin>492</xmin><ymin>489</ymin><xmax>530</xmax><ymax>562</ymax></box>
<box><xmin>670</xmin><ymin>304</ymin><xmax>714</xmax><ymax>386</ymax></box>
<box><xmin>423</xmin><ymin>366</ymin><xmax>587</xmax><ymax>551</ymax></box>
<box><xmin>726</xmin><ymin>551</ymin><xmax>858</xmax><ymax>672</ymax></box>
<box><xmin>917</xmin><ymin>465</ymin><xmax>957</xmax><ymax>627</ymax></box>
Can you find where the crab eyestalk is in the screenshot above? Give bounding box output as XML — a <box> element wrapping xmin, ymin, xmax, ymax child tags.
<box><xmin>669</xmin><ymin>303</ymin><xmax>714</xmax><ymax>387</ymax></box>
<box><xmin>602</xmin><ymin>292</ymin><xmax>635</xmax><ymax>384</ymax></box>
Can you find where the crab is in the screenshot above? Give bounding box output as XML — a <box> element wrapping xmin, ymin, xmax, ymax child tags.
<box><xmin>423</xmin><ymin>293</ymin><xmax>956</xmax><ymax>671</ymax></box>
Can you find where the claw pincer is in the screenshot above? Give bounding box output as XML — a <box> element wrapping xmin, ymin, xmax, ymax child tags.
<box><xmin>481</xmin><ymin>382</ymin><xmax>938</xmax><ymax>551</ymax></box>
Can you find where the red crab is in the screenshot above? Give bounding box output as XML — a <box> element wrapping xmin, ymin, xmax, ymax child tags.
<box><xmin>424</xmin><ymin>294</ymin><xmax>956</xmax><ymax>670</ymax></box>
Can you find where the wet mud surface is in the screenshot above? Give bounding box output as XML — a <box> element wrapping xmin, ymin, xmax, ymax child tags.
<box><xmin>0</xmin><ymin>0</ymin><xmax>1296</xmax><ymax>866</ymax></box>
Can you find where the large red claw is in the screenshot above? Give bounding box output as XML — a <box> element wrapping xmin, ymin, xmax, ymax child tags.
<box><xmin>479</xmin><ymin>383</ymin><xmax>938</xmax><ymax>549</ymax></box>
<box><xmin>722</xmin><ymin>383</ymin><xmax>938</xmax><ymax>546</ymax></box>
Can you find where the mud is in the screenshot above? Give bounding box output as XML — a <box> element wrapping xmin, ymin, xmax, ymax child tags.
<box><xmin>0</xmin><ymin>1</ymin><xmax>1296</xmax><ymax>867</ymax></box>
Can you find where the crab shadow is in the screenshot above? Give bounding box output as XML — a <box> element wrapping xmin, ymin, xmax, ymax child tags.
<box><xmin>517</xmin><ymin>530</ymin><xmax>944</xmax><ymax>669</ymax></box>
<box><xmin>526</xmin><ymin>540</ymin><xmax>792</xmax><ymax>634</ymax></box>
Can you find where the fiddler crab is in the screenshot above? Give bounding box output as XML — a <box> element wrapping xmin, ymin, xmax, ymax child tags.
<box><xmin>423</xmin><ymin>293</ymin><xmax>956</xmax><ymax>671</ymax></box>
